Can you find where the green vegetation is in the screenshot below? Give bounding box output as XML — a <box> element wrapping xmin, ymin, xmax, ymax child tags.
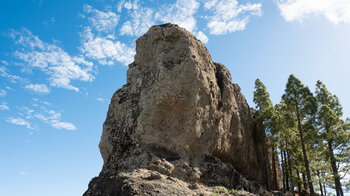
<box><xmin>210</xmin><ymin>188</ymin><xmax>239</xmax><ymax>195</ymax></box>
<box><xmin>215</xmin><ymin>188</ymin><xmax>227</xmax><ymax>194</ymax></box>
<box><xmin>229</xmin><ymin>189</ymin><xmax>239</xmax><ymax>194</ymax></box>
<box><xmin>253</xmin><ymin>75</ymin><xmax>350</xmax><ymax>196</ymax></box>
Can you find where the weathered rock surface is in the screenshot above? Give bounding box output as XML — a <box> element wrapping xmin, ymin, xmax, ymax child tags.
<box><xmin>84</xmin><ymin>23</ymin><xmax>280</xmax><ymax>196</ymax></box>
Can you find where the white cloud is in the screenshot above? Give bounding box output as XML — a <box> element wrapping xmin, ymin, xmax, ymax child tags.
<box><xmin>117</xmin><ymin>0</ymin><xmax>126</xmax><ymax>12</ymax></box>
<box><xmin>25</xmin><ymin>84</ymin><xmax>50</xmax><ymax>94</ymax></box>
<box><xmin>83</xmin><ymin>4</ymin><xmax>119</xmax><ymax>33</ymax></box>
<box><xmin>118</xmin><ymin>0</ymin><xmax>201</xmax><ymax>37</ymax></box>
<box><xmin>81</xmin><ymin>27</ymin><xmax>135</xmax><ymax>66</ymax></box>
<box><xmin>1</xmin><ymin>60</ymin><xmax>9</xmax><ymax>65</ymax></box>
<box><xmin>96</xmin><ymin>97</ymin><xmax>105</xmax><ymax>102</ymax></box>
<box><xmin>34</xmin><ymin>105</ymin><xmax>76</xmax><ymax>131</ymax></box>
<box><xmin>155</xmin><ymin>0</ymin><xmax>200</xmax><ymax>33</ymax></box>
<box><xmin>204</xmin><ymin>0</ymin><xmax>217</xmax><ymax>9</ymax></box>
<box><xmin>80</xmin><ymin>5</ymin><xmax>136</xmax><ymax>66</ymax></box>
<box><xmin>124</xmin><ymin>2</ymin><xmax>133</xmax><ymax>10</ymax></box>
<box><xmin>6</xmin><ymin>117</ymin><xmax>33</xmax><ymax>129</ymax></box>
<box><xmin>11</xmin><ymin>28</ymin><xmax>94</xmax><ymax>92</ymax></box>
<box><xmin>12</xmin><ymin>100</ymin><xmax>77</xmax><ymax>131</ymax></box>
<box><xmin>0</xmin><ymin>89</ymin><xmax>6</xmax><ymax>97</ymax></box>
<box><xmin>120</xmin><ymin>6</ymin><xmax>155</xmax><ymax>36</ymax></box>
<box><xmin>0</xmin><ymin>66</ymin><xmax>25</xmax><ymax>83</ymax></box>
<box><xmin>117</xmin><ymin>0</ymin><xmax>140</xmax><ymax>12</ymax></box>
<box><xmin>277</xmin><ymin>0</ymin><xmax>350</xmax><ymax>24</ymax></box>
<box><xmin>80</xmin><ymin>1</ymin><xmax>262</xmax><ymax>65</ymax></box>
<box><xmin>50</xmin><ymin>120</ymin><xmax>77</xmax><ymax>130</ymax></box>
<box><xmin>196</xmin><ymin>31</ymin><xmax>209</xmax><ymax>43</ymax></box>
<box><xmin>204</xmin><ymin>0</ymin><xmax>262</xmax><ymax>35</ymax></box>
<box><xmin>47</xmin><ymin>109</ymin><xmax>61</xmax><ymax>120</ymax></box>
<box><xmin>16</xmin><ymin>106</ymin><xmax>34</xmax><ymax>119</ymax></box>
<box><xmin>33</xmin><ymin>114</ymin><xmax>47</xmax><ymax>121</ymax></box>
<box><xmin>0</xmin><ymin>102</ymin><xmax>9</xmax><ymax>110</ymax></box>
<box><xmin>43</xmin><ymin>17</ymin><xmax>56</xmax><ymax>26</ymax></box>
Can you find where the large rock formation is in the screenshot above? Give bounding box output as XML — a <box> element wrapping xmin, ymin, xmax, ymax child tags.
<box><xmin>84</xmin><ymin>23</ymin><xmax>280</xmax><ymax>196</ymax></box>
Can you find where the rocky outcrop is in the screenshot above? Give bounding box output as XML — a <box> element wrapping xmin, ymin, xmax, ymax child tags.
<box><xmin>84</xmin><ymin>23</ymin><xmax>280</xmax><ymax>196</ymax></box>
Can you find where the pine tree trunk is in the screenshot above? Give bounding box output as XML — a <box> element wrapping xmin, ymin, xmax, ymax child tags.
<box><xmin>283</xmin><ymin>150</ymin><xmax>290</xmax><ymax>191</ymax></box>
<box><xmin>327</xmin><ymin>138</ymin><xmax>344</xmax><ymax>196</ymax></box>
<box><xmin>296</xmin><ymin>168</ymin><xmax>302</xmax><ymax>193</ymax></box>
<box><xmin>321</xmin><ymin>171</ymin><xmax>327</xmax><ymax>195</ymax></box>
<box><xmin>317</xmin><ymin>170</ymin><xmax>324</xmax><ymax>196</ymax></box>
<box><xmin>295</xmin><ymin>106</ymin><xmax>314</xmax><ymax>195</ymax></box>
<box><xmin>302</xmin><ymin>172</ymin><xmax>308</xmax><ymax>190</ymax></box>
<box><xmin>287</xmin><ymin>149</ymin><xmax>295</xmax><ymax>194</ymax></box>
<box><xmin>281</xmin><ymin>146</ymin><xmax>286</xmax><ymax>192</ymax></box>
<box><xmin>262</xmin><ymin>130</ymin><xmax>271</xmax><ymax>191</ymax></box>
<box><xmin>272</xmin><ymin>146</ymin><xmax>278</xmax><ymax>189</ymax></box>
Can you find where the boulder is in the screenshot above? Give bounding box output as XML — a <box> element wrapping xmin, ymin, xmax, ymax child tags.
<box><xmin>84</xmin><ymin>23</ymin><xmax>279</xmax><ymax>196</ymax></box>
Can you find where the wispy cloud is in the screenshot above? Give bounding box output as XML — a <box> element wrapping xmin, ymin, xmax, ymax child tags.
<box><xmin>79</xmin><ymin>1</ymin><xmax>263</xmax><ymax>65</ymax></box>
<box><xmin>117</xmin><ymin>0</ymin><xmax>139</xmax><ymax>12</ymax></box>
<box><xmin>25</xmin><ymin>84</ymin><xmax>50</xmax><ymax>94</ymax></box>
<box><xmin>43</xmin><ymin>17</ymin><xmax>55</xmax><ymax>25</ymax></box>
<box><xmin>97</xmin><ymin>0</ymin><xmax>260</xmax><ymax>44</ymax></box>
<box><xmin>96</xmin><ymin>97</ymin><xmax>105</xmax><ymax>102</ymax></box>
<box><xmin>80</xmin><ymin>27</ymin><xmax>135</xmax><ymax>66</ymax></box>
<box><xmin>277</xmin><ymin>0</ymin><xmax>350</xmax><ymax>24</ymax></box>
<box><xmin>117</xmin><ymin>0</ymin><xmax>156</xmax><ymax>37</ymax></box>
<box><xmin>7</xmin><ymin>99</ymin><xmax>77</xmax><ymax>131</ymax></box>
<box><xmin>196</xmin><ymin>31</ymin><xmax>209</xmax><ymax>44</ymax></box>
<box><xmin>6</xmin><ymin>117</ymin><xmax>33</xmax><ymax>129</ymax></box>
<box><xmin>6</xmin><ymin>1</ymin><xmax>263</xmax><ymax>100</ymax></box>
<box><xmin>83</xmin><ymin>4</ymin><xmax>119</xmax><ymax>33</ymax></box>
<box><xmin>10</xmin><ymin>28</ymin><xmax>94</xmax><ymax>92</ymax></box>
<box><xmin>31</xmin><ymin>101</ymin><xmax>77</xmax><ymax>131</ymax></box>
<box><xmin>156</xmin><ymin>0</ymin><xmax>199</xmax><ymax>33</ymax></box>
<box><xmin>50</xmin><ymin>120</ymin><xmax>76</xmax><ymax>130</ymax></box>
<box><xmin>204</xmin><ymin>0</ymin><xmax>262</xmax><ymax>35</ymax></box>
<box><xmin>0</xmin><ymin>101</ymin><xmax>9</xmax><ymax>110</ymax></box>
<box><xmin>119</xmin><ymin>6</ymin><xmax>155</xmax><ymax>36</ymax></box>
<box><xmin>118</xmin><ymin>0</ymin><xmax>200</xmax><ymax>36</ymax></box>
<box><xmin>0</xmin><ymin>89</ymin><xmax>7</xmax><ymax>97</ymax></box>
<box><xmin>80</xmin><ymin>5</ymin><xmax>136</xmax><ymax>66</ymax></box>
<box><xmin>0</xmin><ymin>66</ymin><xmax>25</xmax><ymax>83</ymax></box>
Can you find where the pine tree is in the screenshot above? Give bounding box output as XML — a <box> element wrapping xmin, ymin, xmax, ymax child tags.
<box><xmin>282</xmin><ymin>74</ymin><xmax>317</xmax><ymax>195</ymax></box>
<box><xmin>315</xmin><ymin>80</ymin><xmax>350</xmax><ymax>196</ymax></box>
<box><xmin>253</xmin><ymin>79</ymin><xmax>275</xmax><ymax>190</ymax></box>
<box><xmin>273</xmin><ymin>102</ymin><xmax>299</xmax><ymax>192</ymax></box>
<box><xmin>253</xmin><ymin>79</ymin><xmax>274</xmax><ymax>134</ymax></box>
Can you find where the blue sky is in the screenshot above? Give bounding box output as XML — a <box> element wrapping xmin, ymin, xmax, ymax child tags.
<box><xmin>1</xmin><ymin>0</ymin><xmax>350</xmax><ymax>195</ymax></box>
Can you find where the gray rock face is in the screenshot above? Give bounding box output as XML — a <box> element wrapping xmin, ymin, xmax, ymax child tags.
<box><xmin>85</xmin><ymin>23</ymin><xmax>274</xmax><ymax>196</ymax></box>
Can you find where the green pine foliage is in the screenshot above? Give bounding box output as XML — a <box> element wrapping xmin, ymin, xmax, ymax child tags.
<box><xmin>252</xmin><ymin>76</ymin><xmax>350</xmax><ymax>196</ymax></box>
<box><xmin>315</xmin><ymin>81</ymin><xmax>349</xmax><ymax>196</ymax></box>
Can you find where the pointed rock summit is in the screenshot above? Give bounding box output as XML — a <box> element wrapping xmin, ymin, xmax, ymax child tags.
<box><xmin>84</xmin><ymin>23</ymin><xmax>281</xmax><ymax>196</ymax></box>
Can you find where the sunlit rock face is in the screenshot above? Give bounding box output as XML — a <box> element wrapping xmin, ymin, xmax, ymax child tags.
<box><xmin>84</xmin><ymin>23</ymin><xmax>279</xmax><ymax>196</ymax></box>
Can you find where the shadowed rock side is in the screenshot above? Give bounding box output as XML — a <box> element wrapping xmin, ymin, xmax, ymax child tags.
<box><xmin>84</xmin><ymin>23</ymin><xmax>280</xmax><ymax>196</ymax></box>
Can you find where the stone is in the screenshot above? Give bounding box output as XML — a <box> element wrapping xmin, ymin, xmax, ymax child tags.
<box><xmin>84</xmin><ymin>23</ymin><xmax>280</xmax><ymax>196</ymax></box>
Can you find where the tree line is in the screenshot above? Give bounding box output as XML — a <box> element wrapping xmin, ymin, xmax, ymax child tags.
<box><xmin>253</xmin><ymin>75</ymin><xmax>350</xmax><ymax>196</ymax></box>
